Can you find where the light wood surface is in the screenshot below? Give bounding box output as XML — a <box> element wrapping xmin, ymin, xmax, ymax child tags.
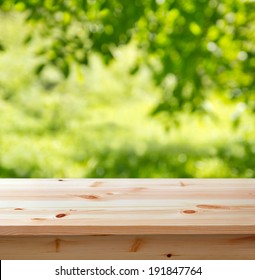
<box><xmin>1</xmin><ymin>234</ymin><xmax>255</xmax><ymax>260</ymax></box>
<box><xmin>0</xmin><ymin>179</ymin><xmax>255</xmax><ymax>235</ymax></box>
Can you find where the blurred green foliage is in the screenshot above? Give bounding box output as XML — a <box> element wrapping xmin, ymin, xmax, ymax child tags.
<box><xmin>1</xmin><ymin>0</ymin><xmax>255</xmax><ymax>118</ymax></box>
<box><xmin>0</xmin><ymin>2</ymin><xmax>255</xmax><ymax>178</ymax></box>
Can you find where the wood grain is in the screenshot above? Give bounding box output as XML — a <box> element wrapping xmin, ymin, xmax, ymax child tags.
<box><xmin>0</xmin><ymin>179</ymin><xmax>255</xmax><ymax>235</ymax></box>
<box><xmin>0</xmin><ymin>234</ymin><xmax>255</xmax><ymax>260</ymax></box>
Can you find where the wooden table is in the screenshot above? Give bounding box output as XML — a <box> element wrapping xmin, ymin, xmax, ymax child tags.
<box><xmin>0</xmin><ymin>179</ymin><xmax>254</xmax><ymax>259</ymax></box>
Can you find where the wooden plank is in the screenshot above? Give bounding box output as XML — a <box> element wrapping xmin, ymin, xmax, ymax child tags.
<box><xmin>0</xmin><ymin>179</ymin><xmax>255</xmax><ymax>235</ymax></box>
<box><xmin>0</xmin><ymin>235</ymin><xmax>255</xmax><ymax>260</ymax></box>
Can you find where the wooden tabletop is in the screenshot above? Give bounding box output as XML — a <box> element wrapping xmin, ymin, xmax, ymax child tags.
<box><xmin>0</xmin><ymin>179</ymin><xmax>254</xmax><ymax>236</ymax></box>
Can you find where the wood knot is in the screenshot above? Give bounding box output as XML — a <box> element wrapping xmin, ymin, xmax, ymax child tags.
<box><xmin>166</xmin><ymin>253</ymin><xmax>172</xmax><ymax>258</ymax></box>
<box><xmin>106</xmin><ymin>192</ymin><xmax>114</xmax><ymax>195</ymax></box>
<box><xmin>56</xmin><ymin>213</ymin><xmax>67</xmax><ymax>218</ymax></box>
<box><xmin>79</xmin><ymin>195</ymin><xmax>100</xmax><ymax>200</ymax></box>
<box><xmin>90</xmin><ymin>182</ymin><xmax>103</xmax><ymax>187</ymax></box>
<box><xmin>183</xmin><ymin>210</ymin><xmax>196</xmax><ymax>214</ymax></box>
<box><xmin>31</xmin><ymin>218</ymin><xmax>46</xmax><ymax>221</ymax></box>
<box><xmin>106</xmin><ymin>192</ymin><xmax>119</xmax><ymax>195</ymax></box>
<box><xmin>179</xmin><ymin>181</ymin><xmax>186</xmax><ymax>186</ymax></box>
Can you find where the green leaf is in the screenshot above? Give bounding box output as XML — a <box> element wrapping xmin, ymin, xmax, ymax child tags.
<box><xmin>129</xmin><ymin>64</ymin><xmax>140</xmax><ymax>75</ymax></box>
<box><xmin>0</xmin><ymin>42</ymin><xmax>5</xmax><ymax>51</ymax></box>
<box><xmin>150</xmin><ymin>102</ymin><xmax>170</xmax><ymax>116</ymax></box>
<box><xmin>23</xmin><ymin>34</ymin><xmax>32</xmax><ymax>44</ymax></box>
<box><xmin>35</xmin><ymin>63</ymin><xmax>45</xmax><ymax>75</ymax></box>
<box><xmin>60</xmin><ymin>60</ymin><xmax>70</xmax><ymax>78</ymax></box>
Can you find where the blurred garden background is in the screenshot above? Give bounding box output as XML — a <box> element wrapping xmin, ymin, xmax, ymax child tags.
<box><xmin>0</xmin><ymin>0</ymin><xmax>255</xmax><ymax>178</ymax></box>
